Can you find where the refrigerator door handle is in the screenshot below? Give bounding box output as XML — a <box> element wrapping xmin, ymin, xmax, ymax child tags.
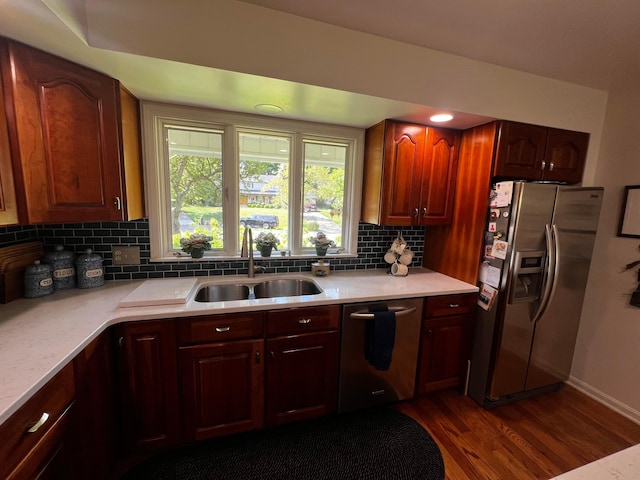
<box><xmin>531</xmin><ymin>224</ymin><xmax>558</xmax><ymax>323</ymax></box>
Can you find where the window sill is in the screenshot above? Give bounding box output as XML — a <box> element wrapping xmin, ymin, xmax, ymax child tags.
<box><xmin>150</xmin><ymin>252</ymin><xmax>358</xmax><ymax>263</ymax></box>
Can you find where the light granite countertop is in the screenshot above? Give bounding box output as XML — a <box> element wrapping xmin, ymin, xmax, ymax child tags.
<box><xmin>0</xmin><ymin>268</ymin><xmax>477</xmax><ymax>425</ymax></box>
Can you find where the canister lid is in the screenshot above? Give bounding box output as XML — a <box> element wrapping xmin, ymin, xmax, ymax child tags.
<box><xmin>25</xmin><ymin>260</ymin><xmax>52</xmax><ymax>274</ymax></box>
<box><xmin>45</xmin><ymin>245</ymin><xmax>75</xmax><ymax>262</ymax></box>
<box><xmin>76</xmin><ymin>248</ymin><xmax>102</xmax><ymax>263</ymax></box>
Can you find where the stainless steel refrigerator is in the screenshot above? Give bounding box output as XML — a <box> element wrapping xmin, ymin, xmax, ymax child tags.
<box><xmin>468</xmin><ymin>181</ymin><xmax>604</xmax><ymax>408</ymax></box>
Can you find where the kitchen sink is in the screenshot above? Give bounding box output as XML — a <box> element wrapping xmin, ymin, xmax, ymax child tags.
<box><xmin>194</xmin><ymin>278</ymin><xmax>322</xmax><ymax>302</ymax></box>
<box><xmin>194</xmin><ymin>284</ymin><xmax>251</xmax><ymax>302</ymax></box>
<box><xmin>254</xmin><ymin>279</ymin><xmax>322</xmax><ymax>299</ymax></box>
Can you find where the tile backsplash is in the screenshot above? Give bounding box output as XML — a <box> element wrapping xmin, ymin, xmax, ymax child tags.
<box><xmin>0</xmin><ymin>221</ymin><xmax>425</xmax><ymax>281</ymax></box>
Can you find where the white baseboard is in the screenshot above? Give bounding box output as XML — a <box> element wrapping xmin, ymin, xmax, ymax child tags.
<box><xmin>568</xmin><ymin>376</ymin><xmax>640</xmax><ymax>425</ymax></box>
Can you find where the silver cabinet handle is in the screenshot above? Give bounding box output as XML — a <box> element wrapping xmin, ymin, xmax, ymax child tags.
<box><xmin>422</xmin><ymin>207</ymin><xmax>427</xmax><ymax>217</ymax></box>
<box><xmin>449</xmin><ymin>304</ymin><xmax>459</xmax><ymax>308</ymax></box>
<box><xmin>298</xmin><ymin>318</ymin><xmax>311</xmax><ymax>324</ymax></box>
<box><xmin>255</xmin><ymin>351</ymin><xmax>260</xmax><ymax>364</ymax></box>
<box><xmin>549</xmin><ymin>161</ymin><xmax>555</xmax><ymax>171</ymax></box>
<box><xmin>541</xmin><ymin>161</ymin><xmax>546</xmax><ymax>170</ymax></box>
<box><xmin>27</xmin><ymin>412</ymin><xmax>50</xmax><ymax>433</ymax></box>
<box><xmin>215</xmin><ymin>326</ymin><xmax>230</xmax><ymax>332</ymax></box>
<box><xmin>113</xmin><ymin>197</ymin><xmax>122</xmax><ymax>210</ymax></box>
<box><xmin>350</xmin><ymin>306</ymin><xmax>416</xmax><ymax>319</ymax></box>
<box><xmin>413</xmin><ymin>208</ymin><xmax>419</xmax><ymax>218</ymax></box>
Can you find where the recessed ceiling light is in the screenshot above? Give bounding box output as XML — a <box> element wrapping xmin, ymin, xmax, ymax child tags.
<box><xmin>429</xmin><ymin>113</ymin><xmax>454</xmax><ymax>123</ymax></box>
<box><xmin>255</xmin><ymin>104</ymin><xmax>284</xmax><ymax>114</ymax></box>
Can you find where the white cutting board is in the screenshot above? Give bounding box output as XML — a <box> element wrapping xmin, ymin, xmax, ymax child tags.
<box><xmin>118</xmin><ymin>278</ymin><xmax>198</xmax><ymax>307</ymax></box>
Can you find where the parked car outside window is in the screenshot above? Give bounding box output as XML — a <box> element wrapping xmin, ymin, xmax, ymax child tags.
<box><xmin>240</xmin><ymin>214</ymin><xmax>279</xmax><ymax>229</ymax></box>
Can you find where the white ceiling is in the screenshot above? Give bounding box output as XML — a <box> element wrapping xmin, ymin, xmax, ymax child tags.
<box><xmin>0</xmin><ymin>0</ymin><xmax>637</xmax><ymax>129</ymax></box>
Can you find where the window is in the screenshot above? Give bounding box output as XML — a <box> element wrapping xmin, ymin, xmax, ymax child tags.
<box><xmin>141</xmin><ymin>103</ymin><xmax>364</xmax><ymax>260</ymax></box>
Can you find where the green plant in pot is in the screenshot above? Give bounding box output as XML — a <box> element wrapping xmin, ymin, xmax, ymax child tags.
<box><xmin>179</xmin><ymin>233</ymin><xmax>212</xmax><ymax>258</ymax></box>
<box><xmin>309</xmin><ymin>231</ymin><xmax>336</xmax><ymax>256</ymax></box>
<box><xmin>255</xmin><ymin>232</ymin><xmax>279</xmax><ymax>257</ymax></box>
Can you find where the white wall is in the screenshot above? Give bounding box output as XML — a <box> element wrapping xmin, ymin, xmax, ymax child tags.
<box><xmin>569</xmin><ymin>84</ymin><xmax>640</xmax><ymax>422</ymax></box>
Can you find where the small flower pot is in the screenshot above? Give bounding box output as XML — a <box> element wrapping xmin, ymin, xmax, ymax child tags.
<box><xmin>190</xmin><ymin>249</ymin><xmax>205</xmax><ymax>259</ymax></box>
<box><xmin>259</xmin><ymin>245</ymin><xmax>273</xmax><ymax>257</ymax></box>
<box><xmin>315</xmin><ymin>246</ymin><xmax>328</xmax><ymax>256</ymax></box>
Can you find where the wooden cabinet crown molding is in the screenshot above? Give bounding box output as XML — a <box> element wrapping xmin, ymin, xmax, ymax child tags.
<box><xmin>0</xmin><ymin>37</ymin><xmax>144</xmax><ymax>225</ymax></box>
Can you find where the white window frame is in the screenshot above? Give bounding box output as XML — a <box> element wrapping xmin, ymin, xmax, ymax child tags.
<box><xmin>141</xmin><ymin>102</ymin><xmax>364</xmax><ymax>261</ymax></box>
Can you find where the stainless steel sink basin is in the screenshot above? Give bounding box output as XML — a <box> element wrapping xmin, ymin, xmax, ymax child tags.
<box><xmin>254</xmin><ymin>279</ymin><xmax>322</xmax><ymax>298</ymax></box>
<box><xmin>194</xmin><ymin>284</ymin><xmax>251</xmax><ymax>302</ymax></box>
<box><xmin>194</xmin><ymin>278</ymin><xmax>322</xmax><ymax>302</ymax></box>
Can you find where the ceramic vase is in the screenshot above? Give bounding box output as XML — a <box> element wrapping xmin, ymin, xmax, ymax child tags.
<box><xmin>190</xmin><ymin>249</ymin><xmax>205</xmax><ymax>259</ymax></box>
<box><xmin>259</xmin><ymin>245</ymin><xmax>273</xmax><ymax>257</ymax></box>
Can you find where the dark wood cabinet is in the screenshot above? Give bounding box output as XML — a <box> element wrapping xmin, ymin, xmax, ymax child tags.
<box><xmin>0</xmin><ymin>79</ymin><xmax>18</xmax><ymax>226</ymax></box>
<box><xmin>494</xmin><ymin>121</ymin><xmax>588</xmax><ymax>184</ymax></box>
<box><xmin>0</xmin><ymin>363</ymin><xmax>76</xmax><ymax>480</ymax></box>
<box><xmin>177</xmin><ymin>311</ymin><xmax>265</xmax><ymax>441</ymax></box>
<box><xmin>0</xmin><ymin>37</ymin><xmax>144</xmax><ymax>224</ymax></box>
<box><xmin>266</xmin><ymin>332</ymin><xmax>338</xmax><ymax>427</ymax></box>
<box><xmin>362</xmin><ymin>120</ymin><xmax>459</xmax><ymax>226</ymax></box>
<box><xmin>114</xmin><ymin>320</ymin><xmax>180</xmax><ymax>453</ymax></box>
<box><xmin>72</xmin><ymin>333</ymin><xmax>117</xmax><ymax>480</ymax></box>
<box><xmin>416</xmin><ymin>294</ymin><xmax>476</xmax><ymax>394</ymax></box>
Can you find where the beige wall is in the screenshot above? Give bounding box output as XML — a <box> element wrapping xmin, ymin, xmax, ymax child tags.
<box><xmin>570</xmin><ymin>84</ymin><xmax>640</xmax><ymax>421</ymax></box>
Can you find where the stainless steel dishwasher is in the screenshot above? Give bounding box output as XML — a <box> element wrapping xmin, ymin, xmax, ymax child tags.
<box><xmin>338</xmin><ymin>297</ymin><xmax>423</xmax><ymax>413</ymax></box>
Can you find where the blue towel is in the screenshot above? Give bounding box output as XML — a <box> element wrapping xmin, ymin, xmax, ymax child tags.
<box><xmin>365</xmin><ymin>309</ymin><xmax>396</xmax><ymax>371</ymax></box>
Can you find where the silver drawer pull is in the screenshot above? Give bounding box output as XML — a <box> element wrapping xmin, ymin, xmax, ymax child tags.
<box><xmin>449</xmin><ymin>304</ymin><xmax>459</xmax><ymax>308</ymax></box>
<box><xmin>298</xmin><ymin>318</ymin><xmax>311</xmax><ymax>324</ymax></box>
<box><xmin>371</xmin><ymin>390</ymin><xmax>386</xmax><ymax>396</ymax></box>
<box><xmin>215</xmin><ymin>326</ymin><xmax>231</xmax><ymax>333</ymax></box>
<box><xmin>350</xmin><ymin>306</ymin><xmax>416</xmax><ymax>319</ymax></box>
<box><xmin>27</xmin><ymin>412</ymin><xmax>50</xmax><ymax>433</ymax></box>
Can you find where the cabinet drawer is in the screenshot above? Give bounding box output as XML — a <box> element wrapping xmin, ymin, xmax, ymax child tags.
<box><xmin>266</xmin><ymin>305</ymin><xmax>340</xmax><ymax>337</ymax></box>
<box><xmin>424</xmin><ymin>293</ymin><xmax>477</xmax><ymax>317</ymax></box>
<box><xmin>0</xmin><ymin>362</ymin><xmax>75</xmax><ymax>479</ymax></box>
<box><xmin>177</xmin><ymin>312</ymin><xmax>264</xmax><ymax>345</ymax></box>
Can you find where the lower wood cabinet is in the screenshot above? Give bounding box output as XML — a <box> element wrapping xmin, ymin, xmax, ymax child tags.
<box><xmin>416</xmin><ymin>294</ymin><xmax>477</xmax><ymax>394</ymax></box>
<box><xmin>0</xmin><ymin>363</ymin><xmax>76</xmax><ymax>480</ymax></box>
<box><xmin>114</xmin><ymin>320</ymin><xmax>180</xmax><ymax>454</ymax></box>
<box><xmin>265</xmin><ymin>326</ymin><xmax>339</xmax><ymax>426</ymax></box>
<box><xmin>179</xmin><ymin>338</ymin><xmax>264</xmax><ymax>440</ymax></box>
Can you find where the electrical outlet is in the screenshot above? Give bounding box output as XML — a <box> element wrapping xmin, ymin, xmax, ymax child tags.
<box><xmin>112</xmin><ymin>246</ymin><xmax>141</xmax><ymax>265</ymax></box>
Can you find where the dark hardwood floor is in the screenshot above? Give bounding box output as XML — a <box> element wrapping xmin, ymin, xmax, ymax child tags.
<box><xmin>395</xmin><ymin>385</ymin><xmax>640</xmax><ymax>480</ymax></box>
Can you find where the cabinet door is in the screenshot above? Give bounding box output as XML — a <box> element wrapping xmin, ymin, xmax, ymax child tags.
<box><xmin>380</xmin><ymin>122</ymin><xmax>426</xmax><ymax>225</ymax></box>
<box><xmin>266</xmin><ymin>331</ymin><xmax>339</xmax><ymax>427</ymax></box>
<box><xmin>0</xmin><ymin>79</ymin><xmax>18</xmax><ymax>226</ymax></box>
<box><xmin>493</xmin><ymin>121</ymin><xmax>547</xmax><ymax>180</ymax></box>
<box><xmin>420</xmin><ymin>128</ymin><xmax>460</xmax><ymax>225</ymax></box>
<box><xmin>179</xmin><ymin>339</ymin><xmax>264</xmax><ymax>441</ymax></box>
<box><xmin>542</xmin><ymin>128</ymin><xmax>588</xmax><ymax>184</ymax></box>
<box><xmin>1</xmin><ymin>39</ymin><xmax>124</xmax><ymax>223</ymax></box>
<box><xmin>416</xmin><ymin>314</ymin><xmax>474</xmax><ymax>394</ymax></box>
<box><xmin>115</xmin><ymin>320</ymin><xmax>180</xmax><ymax>453</ymax></box>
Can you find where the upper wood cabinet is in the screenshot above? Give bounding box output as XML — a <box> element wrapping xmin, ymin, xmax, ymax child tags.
<box><xmin>0</xmin><ymin>37</ymin><xmax>144</xmax><ymax>225</ymax></box>
<box><xmin>361</xmin><ymin>120</ymin><xmax>459</xmax><ymax>226</ymax></box>
<box><xmin>0</xmin><ymin>83</ymin><xmax>18</xmax><ymax>226</ymax></box>
<box><xmin>494</xmin><ymin>120</ymin><xmax>589</xmax><ymax>184</ymax></box>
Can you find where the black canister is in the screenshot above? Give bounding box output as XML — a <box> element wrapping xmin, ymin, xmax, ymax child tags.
<box><xmin>24</xmin><ymin>260</ymin><xmax>54</xmax><ymax>298</ymax></box>
<box><xmin>76</xmin><ymin>249</ymin><xmax>105</xmax><ymax>289</ymax></box>
<box><xmin>45</xmin><ymin>245</ymin><xmax>76</xmax><ymax>290</ymax></box>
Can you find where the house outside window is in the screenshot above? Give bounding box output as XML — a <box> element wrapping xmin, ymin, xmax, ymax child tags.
<box><xmin>141</xmin><ymin>103</ymin><xmax>364</xmax><ymax>260</ymax></box>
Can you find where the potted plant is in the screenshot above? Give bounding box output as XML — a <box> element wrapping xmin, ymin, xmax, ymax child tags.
<box><xmin>309</xmin><ymin>231</ymin><xmax>336</xmax><ymax>256</ymax></box>
<box><xmin>255</xmin><ymin>232</ymin><xmax>279</xmax><ymax>257</ymax></box>
<box><xmin>179</xmin><ymin>233</ymin><xmax>212</xmax><ymax>258</ymax></box>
